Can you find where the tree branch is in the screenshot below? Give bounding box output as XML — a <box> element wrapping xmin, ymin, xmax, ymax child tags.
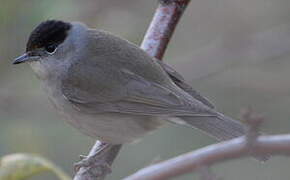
<box><xmin>124</xmin><ymin>134</ymin><xmax>290</xmax><ymax>180</ymax></box>
<box><xmin>141</xmin><ymin>0</ymin><xmax>191</xmax><ymax>59</ymax></box>
<box><xmin>73</xmin><ymin>0</ymin><xmax>191</xmax><ymax>179</ymax></box>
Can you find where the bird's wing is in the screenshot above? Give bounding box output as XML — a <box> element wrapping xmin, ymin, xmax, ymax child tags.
<box><xmin>156</xmin><ymin>60</ymin><xmax>215</xmax><ymax>109</ymax></box>
<box><xmin>61</xmin><ymin>60</ymin><xmax>212</xmax><ymax>116</ymax></box>
<box><xmin>61</xmin><ymin>29</ymin><xmax>214</xmax><ymax>116</ymax></box>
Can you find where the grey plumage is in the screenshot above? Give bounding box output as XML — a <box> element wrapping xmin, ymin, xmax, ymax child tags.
<box><xmin>14</xmin><ymin>21</ymin><xmax>268</xmax><ymax>162</ymax></box>
<box><xmin>60</xmin><ymin>27</ymin><xmax>247</xmax><ymax>143</ymax></box>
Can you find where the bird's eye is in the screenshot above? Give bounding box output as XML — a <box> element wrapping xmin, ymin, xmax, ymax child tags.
<box><xmin>45</xmin><ymin>44</ymin><xmax>57</xmax><ymax>53</ymax></box>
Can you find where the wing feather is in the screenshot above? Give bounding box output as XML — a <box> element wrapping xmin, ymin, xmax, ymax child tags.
<box><xmin>62</xmin><ymin>62</ymin><xmax>212</xmax><ymax>116</ymax></box>
<box><xmin>156</xmin><ymin>60</ymin><xmax>215</xmax><ymax>109</ymax></box>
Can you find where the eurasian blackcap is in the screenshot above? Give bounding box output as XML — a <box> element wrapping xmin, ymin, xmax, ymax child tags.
<box><xmin>13</xmin><ymin>20</ymin><xmax>251</xmax><ymax>147</ymax></box>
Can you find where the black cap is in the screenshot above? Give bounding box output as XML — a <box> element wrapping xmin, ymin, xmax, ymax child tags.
<box><xmin>26</xmin><ymin>20</ymin><xmax>71</xmax><ymax>52</ymax></box>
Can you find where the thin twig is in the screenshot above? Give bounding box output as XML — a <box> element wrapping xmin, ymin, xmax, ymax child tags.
<box><xmin>124</xmin><ymin>134</ymin><xmax>290</xmax><ymax>180</ymax></box>
<box><xmin>241</xmin><ymin>108</ymin><xmax>264</xmax><ymax>147</ymax></box>
<box><xmin>73</xmin><ymin>0</ymin><xmax>191</xmax><ymax>179</ymax></box>
<box><xmin>240</xmin><ymin>108</ymin><xmax>270</xmax><ymax>161</ymax></box>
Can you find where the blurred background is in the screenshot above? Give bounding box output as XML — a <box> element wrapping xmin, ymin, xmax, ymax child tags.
<box><xmin>1</xmin><ymin>0</ymin><xmax>290</xmax><ymax>179</ymax></box>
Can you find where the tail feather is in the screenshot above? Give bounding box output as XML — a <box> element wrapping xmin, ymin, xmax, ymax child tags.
<box><xmin>178</xmin><ymin>113</ymin><xmax>270</xmax><ymax>161</ymax></box>
<box><xmin>180</xmin><ymin>113</ymin><xmax>245</xmax><ymax>141</ymax></box>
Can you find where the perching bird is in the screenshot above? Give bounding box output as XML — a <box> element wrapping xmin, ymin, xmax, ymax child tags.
<box><xmin>14</xmin><ymin>20</ymin><xmax>264</xmax><ymax>159</ymax></box>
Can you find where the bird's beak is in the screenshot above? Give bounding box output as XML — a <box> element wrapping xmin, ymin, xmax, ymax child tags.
<box><xmin>13</xmin><ymin>53</ymin><xmax>40</xmax><ymax>65</ymax></box>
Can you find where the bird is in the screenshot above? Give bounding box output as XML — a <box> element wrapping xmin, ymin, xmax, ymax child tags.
<box><xmin>13</xmin><ymin>20</ymin><xmax>266</xmax><ymax>162</ymax></box>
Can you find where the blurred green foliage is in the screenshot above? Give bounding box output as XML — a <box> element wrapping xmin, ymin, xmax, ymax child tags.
<box><xmin>0</xmin><ymin>153</ymin><xmax>71</xmax><ymax>180</ymax></box>
<box><xmin>1</xmin><ymin>0</ymin><xmax>290</xmax><ymax>179</ymax></box>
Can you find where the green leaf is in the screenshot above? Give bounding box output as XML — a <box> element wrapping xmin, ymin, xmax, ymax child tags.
<box><xmin>0</xmin><ymin>153</ymin><xmax>71</xmax><ymax>180</ymax></box>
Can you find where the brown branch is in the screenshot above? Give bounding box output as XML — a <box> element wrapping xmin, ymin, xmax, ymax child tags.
<box><xmin>124</xmin><ymin>134</ymin><xmax>290</xmax><ymax>180</ymax></box>
<box><xmin>141</xmin><ymin>0</ymin><xmax>191</xmax><ymax>59</ymax></box>
<box><xmin>73</xmin><ymin>0</ymin><xmax>191</xmax><ymax>180</ymax></box>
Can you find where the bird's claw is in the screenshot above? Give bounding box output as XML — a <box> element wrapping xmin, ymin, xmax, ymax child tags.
<box><xmin>74</xmin><ymin>156</ymin><xmax>111</xmax><ymax>176</ymax></box>
<box><xmin>74</xmin><ymin>143</ymin><xmax>112</xmax><ymax>174</ymax></box>
<box><xmin>79</xmin><ymin>155</ymin><xmax>87</xmax><ymax>160</ymax></box>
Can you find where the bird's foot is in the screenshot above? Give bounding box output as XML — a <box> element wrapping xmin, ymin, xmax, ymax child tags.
<box><xmin>74</xmin><ymin>143</ymin><xmax>112</xmax><ymax>175</ymax></box>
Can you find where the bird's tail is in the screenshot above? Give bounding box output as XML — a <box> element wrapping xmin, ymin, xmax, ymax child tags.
<box><xmin>179</xmin><ymin>113</ymin><xmax>245</xmax><ymax>141</ymax></box>
<box><xmin>176</xmin><ymin>112</ymin><xmax>269</xmax><ymax>161</ymax></box>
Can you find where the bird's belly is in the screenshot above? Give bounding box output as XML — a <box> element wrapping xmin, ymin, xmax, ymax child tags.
<box><xmin>44</xmin><ymin>83</ymin><xmax>165</xmax><ymax>144</ymax></box>
<box><xmin>66</xmin><ymin>112</ymin><xmax>165</xmax><ymax>144</ymax></box>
